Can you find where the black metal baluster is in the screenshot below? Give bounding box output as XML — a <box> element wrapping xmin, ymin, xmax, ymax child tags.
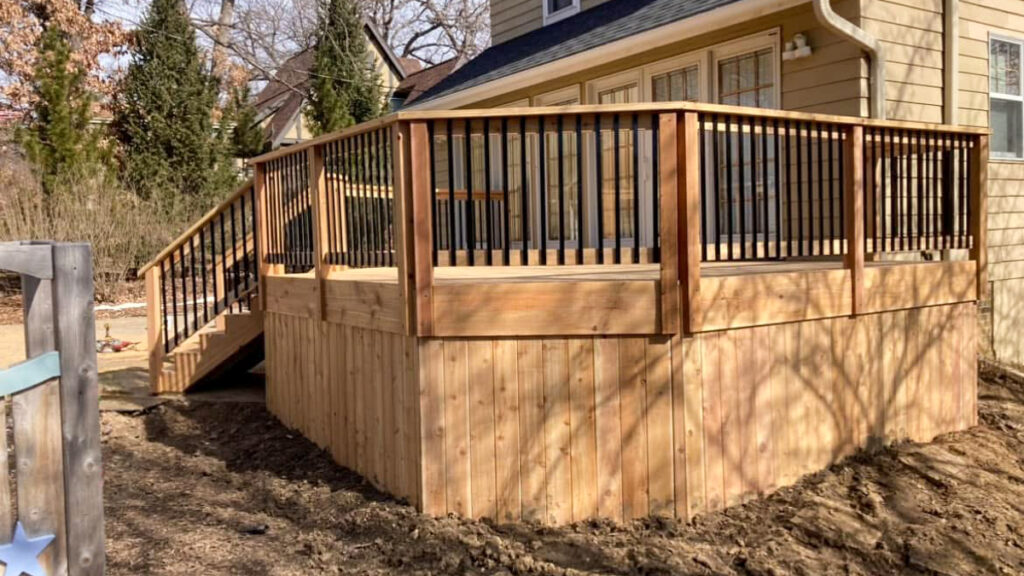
<box><xmin>501</xmin><ymin>118</ymin><xmax>511</xmax><ymax>265</ymax></box>
<box><xmin>177</xmin><ymin>246</ymin><xmax>187</xmax><ymax>341</ymax></box>
<box><xmin>160</xmin><ymin>260</ymin><xmax>170</xmax><ymax>353</ymax></box>
<box><xmin>367</xmin><ymin>131</ymin><xmax>379</xmax><ymax>267</ymax></box>
<box><xmin>838</xmin><ymin>126</ymin><xmax>845</xmax><ymax>251</ymax></box>
<box><xmin>774</xmin><ymin>118</ymin><xmax>782</xmax><ymax>259</ymax></box>
<box><xmin>652</xmin><ymin>114</ymin><xmax>660</xmax><ymax>264</ymax></box>
<box><xmin>726</xmin><ymin>116</ymin><xmax>734</xmax><ymax>260</ymax></box>
<box><xmin>199</xmin><ymin>227</ymin><xmax>209</xmax><ymax>324</ymax></box>
<box><xmin>596</xmin><ymin>115</ymin><xmax>605</xmax><ymax>263</ymax></box>
<box><xmin>700</xmin><ymin>116</ymin><xmax>709</xmax><ymax>261</ymax></box>
<box><xmin>632</xmin><ymin>113</ymin><xmax>641</xmax><ymax>264</ymax></box>
<box><xmin>916</xmin><ymin>131</ymin><xmax>924</xmax><ymax>251</ymax></box>
<box><xmin>760</xmin><ymin>117</ymin><xmax>769</xmax><ymax>260</ymax></box>
<box><xmin>714</xmin><ymin>116</ymin><xmax>722</xmax><ymax>261</ymax></box>
<box><xmin>446</xmin><ymin>120</ymin><xmax>457</xmax><ymax>265</ymax></box>
<box><xmin>796</xmin><ymin>122</ymin><xmax>804</xmax><ymax>257</ymax></box>
<box><xmin>817</xmin><ymin>123</ymin><xmax>824</xmax><ymax>255</ymax></box>
<box><xmin>539</xmin><ymin>117</ymin><xmax>548</xmax><ymax>265</ymax></box>
<box><xmin>428</xmin><ymin>122</ymin><xmax>439</xmax><ymax>265</ymax></box>
<box><xmin>209</xmin><ymin>221</ymin><xmax>220</xmax><ymax>315</ymax></box>
<box><xmin>960</xmin><ymin>135</ymin><xmax>968</xmax><ymax>248</ymax></box>
<box><xmin>557</xmin><ymin>115</ymin><xmax>566</xmax><ymax>265</ymax></box>
<box><xmin>828</xmin><ymin>125</ymin><xmax>836</xmax><ymax>255</ymax></box>
<box><xmin>614</xmin><ymin>114</ymin><xmax>622</xmax><ymax>264</ymax></box>
<box><xmin>189</xmin><ymin>237</ymin><xmax>198</xmax><ymax>330</ymax></box>
<box><xmin>465</xmin><ymin>121</ymin><xmax>475</xmax><ymax>266</ymax></box>
<box><xmin>219</xmin><ymin>211</ymin><xmax>228</xmax><ymax>309</ymax></box>
<box><xmin>576</xmin><ymin>114</ymin><xmax>585</xmax><ymax>265</ymax></box>
<box><xmin>230</xmin><ymin>202</ymin><xmax>239</xmax><ymax>302</ymax></box>
<box><xmin>520</xmin><ymin>117</ymin><xmax>530</xmax><ymax>265</ymax></box>
<box><xmin>785</xmin><ymin>120</ymin><xmax>793</xmax><ymax>258</ymax></box>
<box><xmin>484</xmin><ymin>118</ymin><xmax>494</xmax><ymax>265</ymax></box>
<box><xmin>749</xmin><ymin>115</ymin><xmax>757</xmax><ymax>259</ymax></box>
<box><xmin>171</xmin><ymin>254</ymin><xmax>180</xmax><ymax>347</ymax></box>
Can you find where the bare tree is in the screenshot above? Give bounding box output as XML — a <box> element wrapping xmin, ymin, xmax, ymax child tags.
<box><xmin>364</xmin><ymin>0</ymin><xmax>488</xmax><ymax>65</ymax></box>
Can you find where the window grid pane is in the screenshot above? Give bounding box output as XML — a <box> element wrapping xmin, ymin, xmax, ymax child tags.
<box><xmin>718</xmin><ymin>48</ymin><xmax>775</xmax><ymax>108</ymax></box>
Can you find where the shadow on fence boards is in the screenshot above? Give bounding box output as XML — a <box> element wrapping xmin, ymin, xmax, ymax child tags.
<box><xmin>0</xmin><ymin>242</ymin><xmax>104</xmax><ymax>576</ymax></box>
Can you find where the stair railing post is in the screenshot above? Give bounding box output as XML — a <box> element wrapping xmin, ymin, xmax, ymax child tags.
<box><xmin>844</xmin><ymin>125</ymin><xmax>865</xmax><ymax>316</ymax></box>
<box><xmin>254</xmin><ymin>162</ymin><xmax>271</xmax><ymax>310</ymax></box>
<box><xmin>145</xmin><ymin>264</ymin><xmax>164</xmax><ymax>392</ymax></box>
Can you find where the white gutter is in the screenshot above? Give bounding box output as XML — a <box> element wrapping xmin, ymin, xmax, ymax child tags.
<box><xmin>943</xmin><ymin>0</ymin><xmax>959</xmax><ymax>124</ymax></box>
<box><xmin>812</xmin><ymin>0</ymin><xmax>886</xmax><ymax>119</ymax></box>
<box><xmin>409</xmin><ymin>0</ymin><xmax>807</xmax><ymax>110</ymax></box>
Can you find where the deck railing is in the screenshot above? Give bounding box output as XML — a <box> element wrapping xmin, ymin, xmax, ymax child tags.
<box><xmin>249</xmin><ymin>103</ymin><xmax>988</xmax><ymax>335</ymax></box>
<box><xmin>141</xmin><ymin>180</ymin><xmax>259</xmax><ymax>374</ymax></box>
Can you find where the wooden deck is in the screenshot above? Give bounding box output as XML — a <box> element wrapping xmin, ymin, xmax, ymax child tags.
<box><xmin>246</xmin><ymin>103</ymin><xmax>987</xmax><ymax>525</ymax></box>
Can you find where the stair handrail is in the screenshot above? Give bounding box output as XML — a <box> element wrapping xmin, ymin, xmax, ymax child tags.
<box><xmin>139</xmin><ymin>178</ymin><xmax>256</xmax><ymax>275</ymax></box>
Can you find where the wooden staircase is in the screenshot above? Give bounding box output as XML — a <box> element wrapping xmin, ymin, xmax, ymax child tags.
<box><xmin>143</xmin><ymin>181</ymin><xmax>264</xmax><ymax>394</ymax></box>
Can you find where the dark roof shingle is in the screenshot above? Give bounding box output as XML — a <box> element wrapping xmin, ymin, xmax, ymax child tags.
<box><xmin>415</xmin><ymin>0</ymin><xmax>744</xmax><ymax>105</ymax></box>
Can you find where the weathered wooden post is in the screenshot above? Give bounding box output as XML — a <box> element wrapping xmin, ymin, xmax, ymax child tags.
<box><xmin>0</xmin><ymin>241</ymin><xmax>104</xmax><ymax>576</ymax></box>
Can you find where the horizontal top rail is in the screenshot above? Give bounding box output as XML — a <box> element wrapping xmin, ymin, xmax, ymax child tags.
<box><xmin>139</xmin><ymin>178</ymin><xmax>255</xmax><ymax>275</ymax></box>
<box><xmin>247</xmin><ymin>102</ymin><xmax>989</xmax><ymax>166</ymax></box>
<box><xmin>0</xmin><ymin>242</ymin><xmax>54</xmax><ymax>279</ymax></box>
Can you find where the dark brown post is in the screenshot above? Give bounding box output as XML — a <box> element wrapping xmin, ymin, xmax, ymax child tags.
<box><xmin>970</xmin><ymin>134</ymin><xmax>989</xmax><ymax>300</ymax></box>
<box><xmin>680</xmin><ymin>112</ymin><xmax>703</xmax><ymax>333</ymax></box>
<box><xmin>844</xmin><ymin>125</ymin><xmax>865</xmax><ymax>315</ymax></box>
<box><xmin>658</xmin><ymin>113</ymin><xmax>680</xmax><ymax>335</ymax></box>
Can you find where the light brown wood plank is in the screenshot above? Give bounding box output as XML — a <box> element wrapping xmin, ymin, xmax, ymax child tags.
<box><xmin>493</xmin><ymin>340</ymin><xmax>522</xmax><ymax>522</ymax></box>
<box><xmin>701</xmin><ymin>332</ymin><xmax>725</xmax><ymax>512</ymax></box>
<box><xmin>419</xmin><ymin>339</ymin><xmax>446</xmax><ymax>515</ymax></box>
<box><xmin>468</xmin><ymin>341</ymin><xmax>497</xmax><ymax>519</ymax></box>
<box><xmin>443</xmin><ymin>340</ymin><xmax>472</xmax><ymax>517</ymax></box>
<box><xmin>543</xmin><ymin>340</ymin><xmax>573</xmax><ymax>525</ymax></box>
<box><xmin>593</xmin><ymin>337</ymin><xmax>623</xmax><ymax>522</ymax></box>
<box><xmin>518</xmin><ymin>340</ymin><xmax>547</xmax><ymax>522</ymax></box>
<box><xmin>645</xmin><ymin>337</ymin><xmax>674</xmax><ymax>516</ymax></box>
<box><xmin>568</xmin><ymin>339</ymin><xmax>598</xmax><ymax>522</ymax></box>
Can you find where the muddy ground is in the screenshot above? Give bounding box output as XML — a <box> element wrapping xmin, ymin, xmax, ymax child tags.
<box><xmin>104</xmin><ymin>367</ymin><xmax>1024</xmax><ymax>576</ymax></box>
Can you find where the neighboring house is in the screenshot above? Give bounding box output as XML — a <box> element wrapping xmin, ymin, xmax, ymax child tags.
<box><xmin>254</xmin><ymin>21</ymin><xmax>409</xmax><ymax>149</ymax></box>
<box><xmin>409</xmin><ymin>0</ymin><xmax>1024</xmax><ymax>367</ymax></box>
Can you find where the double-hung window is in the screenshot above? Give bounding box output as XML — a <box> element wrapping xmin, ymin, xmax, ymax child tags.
<box><xmin>543</xmin><ymin>0</ymin><xmax>579</xmax><ymax>25</ymax></box>
<box><xmin>991</xmin><ymin>37</ymin><xmax>1024</xmax><ymax>158</ymax></box>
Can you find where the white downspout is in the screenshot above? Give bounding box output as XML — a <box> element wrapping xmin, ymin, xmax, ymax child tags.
<box><xmin>813</xmin><ymin>0</ymin><xmax>886</xmax><ymax>119</ymax></box>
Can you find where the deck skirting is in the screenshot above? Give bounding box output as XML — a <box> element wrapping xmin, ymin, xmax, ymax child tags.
<box><xmin>263</xmin><ymin>263</ymin><xmax>978</xmax><ymax>524</ymax></box>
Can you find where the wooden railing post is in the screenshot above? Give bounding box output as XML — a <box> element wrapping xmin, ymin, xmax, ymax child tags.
<box><xmin>309</xmin><ymin>144</ymin><xmax>328</xmax><ymax>320</ymax></box>
<box><xmin>844</xmin><ymin>125</ymin><xmax>865</xmax><ymax>315</ymax></box>
<box><xmin>145</xmin><ymin>265</ymin><xmax>164</xmax><ymax>391</ymax></box>
<box><xmin>394</xmin><ymin>121</ymin><xmax>434</xmax><ymax>336</ymax></box>
<box><xmin>658</xmin><ymin>113</ymin><xmax>680</xmax><ymax>335</ymax></box>
<box><xmin>254</xmin><ymin>162</ymin><xmax>271</xmax><ymax>310</ymax></box>
<box><xmin>970</xmin><ymin>134</ymin><xmax>989</xmax><ymax>300</ymax></box>
<box><xmin>679</xmin><ymin>112</ymin><xmax>703</xmax><ymax>333</ymax></box>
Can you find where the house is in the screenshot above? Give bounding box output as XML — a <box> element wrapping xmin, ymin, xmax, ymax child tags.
<box><xmin>144</xmin><ymin>0</ymin><xmax>998</xmax><ymax>525</ymax></box>
<box><xmin>405</xmin><ymin>0</ymin><xmax>1023</xmax><ymax>368</ymax></box>
<box><xmin>253</xmin><ymin>20</ymin><xmax>409</xmax><ymax>149</ymax></box>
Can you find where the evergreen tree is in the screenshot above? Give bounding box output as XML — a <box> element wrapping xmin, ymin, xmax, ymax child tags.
<box><xmin>111</xmin><ymin>0</ymin><xmax>230</xmax><ymax>202</ymax></box>
<box><xmin>18</xmin><ymin>23</ymin><xmax>110</xmax><ymax>195</ymax></box>
<box><xmin>305</xmin><ymin>0</ymin><xmax>382</xmax><ymax>135</ymax></box>
<box><xmin>227</xmin><ymin>85</ymin><xmax>266</xmax><ymax>158</ymax></box>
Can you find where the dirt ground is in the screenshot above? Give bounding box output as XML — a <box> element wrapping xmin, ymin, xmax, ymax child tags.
<box><xmin>103</xmin><ymin>366</ymin><xmax>1024</xmax><ymax>576</ymax></box>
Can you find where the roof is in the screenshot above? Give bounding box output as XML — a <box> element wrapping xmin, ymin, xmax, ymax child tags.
<box><xmin>253</xmin><ymin>21</ymin><xmax>409</xmax><ymax>147</ymax></box>
<box><xmin>395</xmin><ymin>59</ymin><xmax>458</xmax><ymax>105</ymax></box>
<box><xmin>415</xmin><ymin>0</ymin><xmax>744</xmax><ymax>105</ymax></box>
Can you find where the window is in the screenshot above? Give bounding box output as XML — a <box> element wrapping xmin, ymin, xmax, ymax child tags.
<box><xmin>717</xmin><ymin>47</ymin><xmax>775</xmax><ymax>108</ymax></box>
<box><xmin>991</xmin><ymin>37</ymin><xmax>1024</xmax><ymax>158</ymax></box>
<box><xmin>651</xmin><ymin>66</ymin><xmax>700</xmax><ymax>102</ymax></box>
<box><xmin>543</xmin><ymin>0</ymin><xmax>579</xmax><ymax>25</ymax></box>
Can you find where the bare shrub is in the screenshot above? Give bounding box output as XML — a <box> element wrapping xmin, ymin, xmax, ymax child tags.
<box><xmin>0</xmin><ymin>157</ymin><xmax>194</xmax><ymax>301</ymax></box>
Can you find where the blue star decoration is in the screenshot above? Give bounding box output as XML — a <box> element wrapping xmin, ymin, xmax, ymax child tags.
<box><xmin>0</xmin><ymin>522</ymin><xmax>55</xmax><ymax>576</ymax></box>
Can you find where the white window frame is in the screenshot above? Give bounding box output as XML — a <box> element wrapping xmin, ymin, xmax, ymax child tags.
<box><xmin>642</xmin><ymin>50</ymin><xmax>707</xmax><ymax>102</ymax></box>
<box><xmin>990</xmin><ymin>34</ymin><xmax>1024</xmax><ymax>160</ymax></box>
<box><xmin>533</xmin><ymin>85</ymin><xmax>581</xmax><ymax>107</ymax></box>
<box><xmin>543</xmin><ymin>0</ymin><xmax>580</xmax><ymax>26</ymax></box>
<box><xmin>585</xmin><ymin>69</ymin><xmax>642</xmax><ymax>104</ymax></box>
<box><xmin>710</xmin><ymin>29</ymin><xmax>782</xmax><ymax>107</ymax></box>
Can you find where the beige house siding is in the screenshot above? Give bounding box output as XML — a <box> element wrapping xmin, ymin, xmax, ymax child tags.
<box><xmin>861</xmin><ymin>0</ymin><xmax>946</xmax><ymax>122</ymax></box>
<box><xmin>959</xmin><ymin>0</ymin><xmax>1024</xmax><ymax>365</ymax></box>
<box><xmin>475</xmin><ymin>2</ymin><xmax>865</xmax><ymax>114</ymax></box>
<box><xmin>491</xmin><ymin>0</ymin><xmax>613</xmax><ymax>45</ymax></box>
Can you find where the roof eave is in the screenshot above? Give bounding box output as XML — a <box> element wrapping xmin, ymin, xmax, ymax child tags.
<box><xmin>408</xmin><ymin>0</ymin><xmax>808</xmax><ymax>110</ymax></box>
